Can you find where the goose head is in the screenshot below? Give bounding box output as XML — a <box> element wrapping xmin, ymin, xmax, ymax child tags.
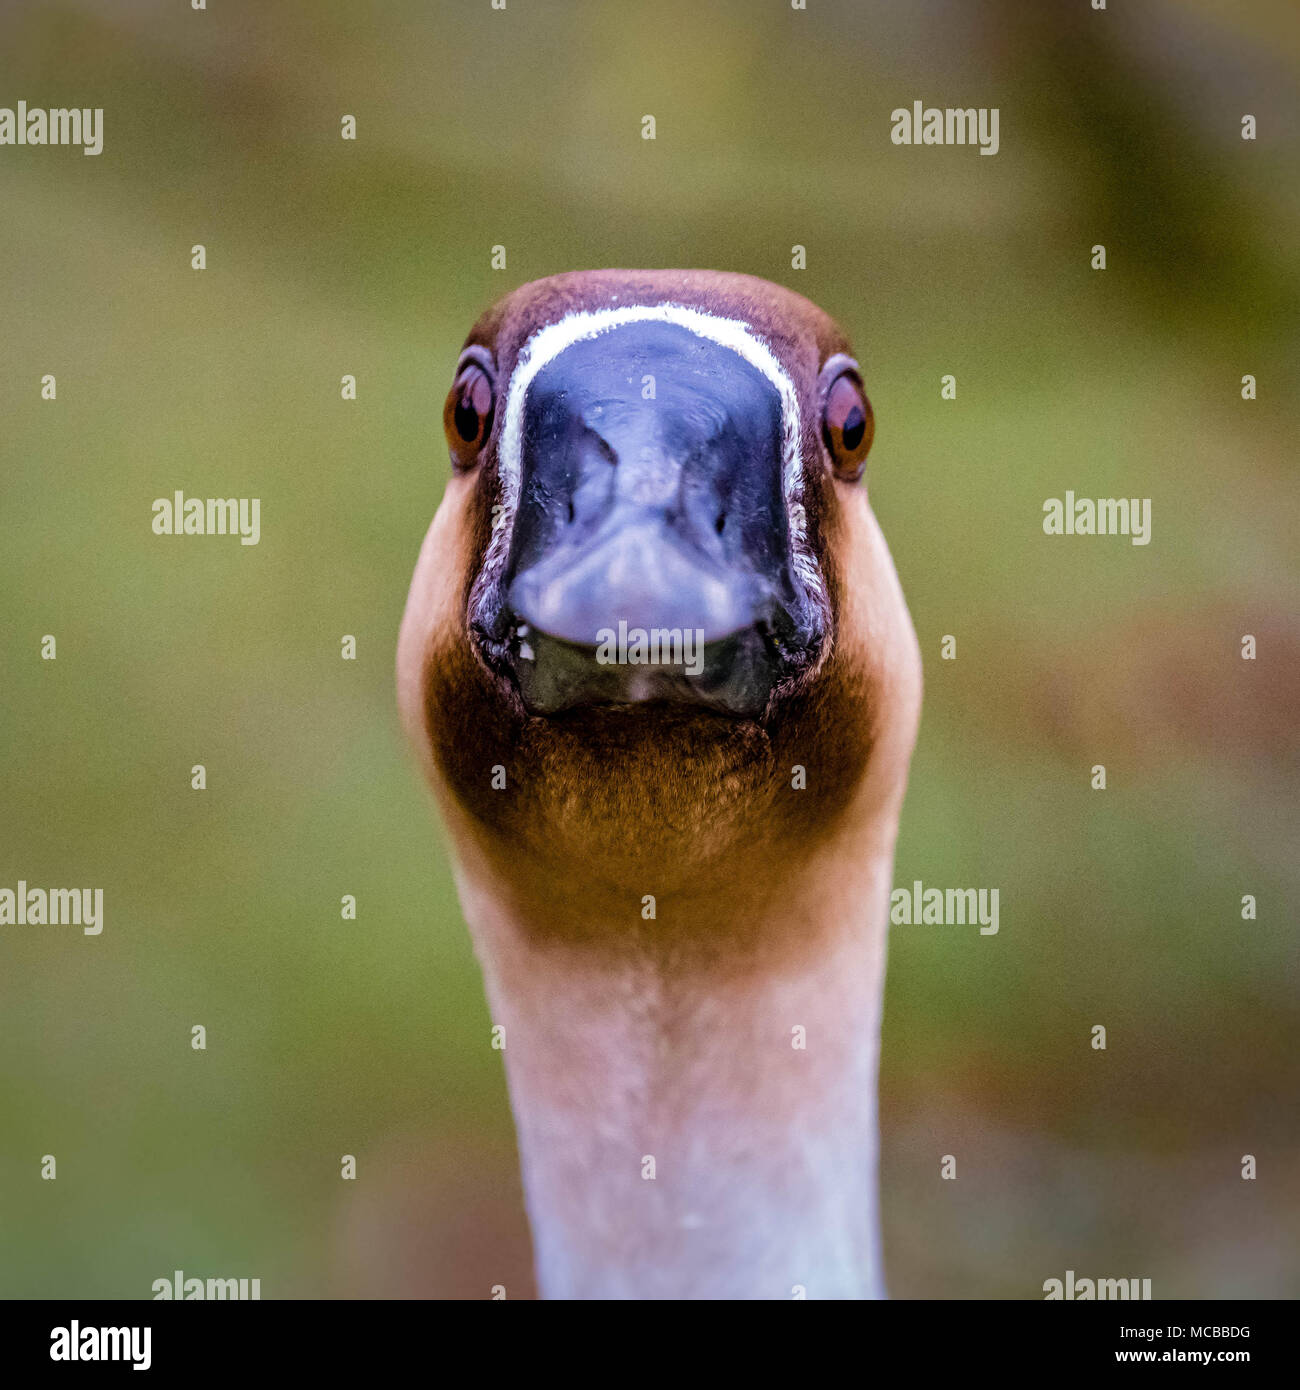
<box><xmin>398</xmin><ymin>269</ymin><xmax>921</xmax><ymax>899</ymax></box>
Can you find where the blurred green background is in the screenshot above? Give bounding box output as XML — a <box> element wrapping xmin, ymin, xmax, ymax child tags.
<box><xmin>2</xmin><ymin>0</ymin><xmax>1297</xmax><ymax>1298</ymax></box>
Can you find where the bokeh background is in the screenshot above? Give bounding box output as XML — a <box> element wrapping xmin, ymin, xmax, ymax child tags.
<box><xmin>2</xmin><ymin>0</ymin><xmax>1297</xmax><ymax>1298</ymax></box>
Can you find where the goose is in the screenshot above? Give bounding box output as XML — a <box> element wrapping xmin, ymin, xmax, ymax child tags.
<box><xmin>397</xmin><ymin>269</ymin><xmax>922</xmax><ymax>1300</ymax></box>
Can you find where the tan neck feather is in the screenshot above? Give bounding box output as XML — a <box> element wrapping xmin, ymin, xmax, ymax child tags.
<box><xmin>446</xmin><ymin>800</ymin><xmax>898</xmax><ymax>1299</ymax></box>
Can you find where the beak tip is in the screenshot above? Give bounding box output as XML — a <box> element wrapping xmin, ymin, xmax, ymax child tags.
<box><xmin>507</xmin><ymin>526</ymin><xmax>768</xmax><ymax>648</ymax></box>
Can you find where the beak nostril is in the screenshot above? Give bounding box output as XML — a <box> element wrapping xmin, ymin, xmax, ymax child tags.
<box><xmin>715</xmin><ymin>512</ymin><xmax>726</xmax><ymax>535</ymax></box>
<box><xmin>567</xmin><ymin>500</ymin><xmax>575</xmax><ymax>524</ymax></box>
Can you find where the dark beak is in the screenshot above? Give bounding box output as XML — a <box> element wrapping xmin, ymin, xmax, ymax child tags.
<box><xmin>476</xmin><ymin>320</ymin><xmax>822</xmax><ymax>718</ymax></box>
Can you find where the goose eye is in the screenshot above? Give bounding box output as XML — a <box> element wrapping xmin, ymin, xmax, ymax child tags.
<box><xmin>444</xmin><ymin>360</ymin><xmax>495</xmax><ymax>469</ymax></box>
<box><xmin>822</xmin><ymin>370</ymin><xmax>873</xmax><ymax>482</ymax></box>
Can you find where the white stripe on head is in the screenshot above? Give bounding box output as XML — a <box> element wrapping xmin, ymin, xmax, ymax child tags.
<box><xmin>474</xmin><ymin>303</ymin><xmax>824</xmax><ymax>615</ymax></box>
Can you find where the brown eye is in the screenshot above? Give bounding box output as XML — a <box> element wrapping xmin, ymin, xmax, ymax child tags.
<box><xmin>444</xmin><ymin>357</ymin><xmax>495</xmax><ymax>469</ymax></box>
<box><xmin>820</xmin><ymin>360</ymin><xmax>873</xmax><ymax>482</ymax></box>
